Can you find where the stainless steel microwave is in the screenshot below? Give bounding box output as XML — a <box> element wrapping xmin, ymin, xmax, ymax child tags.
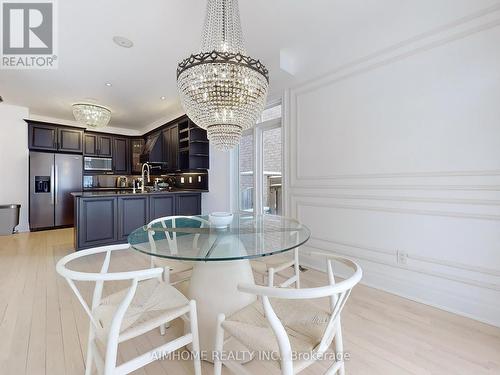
<box><xmin>84</xmin><ymin>157</ymin><xmax>112</xmax><ymax>171</ymax></box>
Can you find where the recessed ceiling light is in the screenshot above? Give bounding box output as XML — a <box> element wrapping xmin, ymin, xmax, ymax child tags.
<box><xmin>160</xmin><ymin>96</ymin><xmax>166</xmax><ymax>100</ymax></box>
<box><xmin>113</xmin><ymin>36</ymin><xmax>134</xmax><ymax>48</ymax></box>
<box><xmin>105</xmin><ymin>82</ymin><xmax>112</xmax><ymax>87</ymax></box>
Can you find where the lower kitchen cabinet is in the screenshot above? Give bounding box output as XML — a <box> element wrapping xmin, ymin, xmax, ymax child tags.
<box><xmin>176</xmin><ymin>193</ymin><xmax>202</xmax><ymax>216</ymax></box>
<box><xmin>77</xmin><ymin>197</ymin><xmax>118</xmax><ymax>249</ymax></box>
<box><xmin>149</xmin><ymin>195</ymin><xmax>175</xmax><ymax>220</ymax></box>
<box><xmin>74</xmin><ymin>192</ymin><xmax>202</xmax><ymax>250</ymax></box>
<box><xmin>118</xmin><ymin>196</ymin><xmax>149</xmax><ymax>240</ymax></box>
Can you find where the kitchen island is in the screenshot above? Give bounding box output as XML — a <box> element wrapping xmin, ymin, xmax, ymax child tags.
<box><xmin>71</xmin><ymin>190</ymin><xmax>206</xmax><ymax>250</ymax></box>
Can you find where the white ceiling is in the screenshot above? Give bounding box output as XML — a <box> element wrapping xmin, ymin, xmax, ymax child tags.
<box><xmin>0</xmin><ymin>0</ymin><xmax>497</xmax><ymax>131</ymax></box>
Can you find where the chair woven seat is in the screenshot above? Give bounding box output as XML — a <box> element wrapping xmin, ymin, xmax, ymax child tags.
<box><xmin>94</xmin><ymin>279</ymin><xmax>189</xmax><ymax>339</ymax></box>
<box><xmin>214</xmin><ymin>253</ymin><xmax>362</xmax><ymax>375</ymax></box>
<box><xmin>251</xmin><ymin>254</ymin><xmax>295</xmax><ymax>274</ymax></box>
<box><xmin>56</xmin><ymin>243</ymin><xmax>201</xmax><ymax>375</ymax></box>
<box><xmin>222</xmin><ymin>298</ymin><xmax>332</xmax><ymax>357</ymax></box>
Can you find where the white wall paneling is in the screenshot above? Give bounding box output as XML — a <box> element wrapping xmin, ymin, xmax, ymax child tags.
<box><xmin>285</xmin><ymin>6</ymin><xmax>500</xmax><ymax>326</ymax></box>
<box><xmin>202</xmin><ymin>145</ymin><xmax>231</xmax><ymax>215</ymax></box>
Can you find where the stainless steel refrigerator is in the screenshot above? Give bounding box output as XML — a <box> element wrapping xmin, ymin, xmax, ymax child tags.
<box><xmin>29</xmin><ymin>152</ymin><xmax>82</xmax><ymax>230</ymax></box>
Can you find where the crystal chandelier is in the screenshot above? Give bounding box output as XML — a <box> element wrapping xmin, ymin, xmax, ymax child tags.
<box><xmin>72</xmin><ymin>103</ymin><xmax>112</xmax><ymax>128</ymax></box>
<box><xmin>177</xmin><ymin>0</ymin><xmax>269</xmax><ymax>151</ymax></box>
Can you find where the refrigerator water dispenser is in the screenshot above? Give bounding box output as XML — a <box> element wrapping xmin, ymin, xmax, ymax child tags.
<box><xmin>35</xmin><ymin>176</ymin><xmax>51</xmax><ymax>193</ymax></box>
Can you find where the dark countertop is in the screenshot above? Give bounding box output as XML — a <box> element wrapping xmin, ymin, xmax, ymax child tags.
<box><xmin>71</xmin><ymin>189</ymin><xmax>208</xmax><ymax>197</ymax></box>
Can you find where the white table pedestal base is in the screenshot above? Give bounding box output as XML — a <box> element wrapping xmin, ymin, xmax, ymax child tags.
<box><xmin>188</xmin><ymin>259</ymin><xmax>256</xmax><ymax>362</ymax></box>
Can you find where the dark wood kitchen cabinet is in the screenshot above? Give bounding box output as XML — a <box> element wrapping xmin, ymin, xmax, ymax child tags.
<box><xmin>84</xmin><ymin>133</ymin><xmax>112</xmax><ymax>157</ymax></box>
<box><xmin>99</xmin><ymin>135</ymin><xmax>113</xmax><ymax>157</ymax></box>
<box><xmin>131</xmin><ymin>138</ymin><xmax>145</xmax><ymax>174</ymax></box>
<box><xmin>74</xmin><ymin>192</ymin><xmax>202</xmax><ymax>250</ymax></box>
<box><xmin>28</xmin><ymin>121</ymin><xmax>83</xmax><ymax>153</ymax></box>
<box><xmin>178</xmin><ymin>120</ymin><xmax>209</xmax><ymax>170</ymax></box>
<box><xmin>147</xmin><ymin>132</ymin><xmax>163</xmax><ymax>163</ymax></box>
<box><xmin>149</xmin><ymin>195</ymin><xmax>175</xmax><ymax>220</ymax></box>
<box><xmin>176</xmin><ymin>193</ymin><xmax>202</xmax><ymax>216</ymax></box>
<box><xmin>83</xmin><ymin>133</ymin><xmax>97</xmax><ymax>155</ymax></box>
<box><xmin>28</xmin><ymin>123</ymin><xmax>58</xmax><ymax>150</ymax></box>
<box><xmin>58</xmin><ymin>128</ymin><xmax>84</xmax><ymax>153</ymax></box>
<box><xmin>27</xmin><ymin>114</ymin><xmax>210</xmax><ymax>170</ymax></box>
<box><xmin>117</xmin><ymin>196</ymin><xmax>149</xmax><ymax>240</ymax></box>
<box><xmin>113</xmin><ymin>137</ymin><xmax>130</xmax><ymax>174</ymax></box>
<box><xmin>163</xmin><ymin>125</ymin><xmax>179</xmax><ymax>171</ymax></box>
<box><xmin>77</xmin><ymin>197</ymin><xmax>118</xmax><ymax>248</ymax></box>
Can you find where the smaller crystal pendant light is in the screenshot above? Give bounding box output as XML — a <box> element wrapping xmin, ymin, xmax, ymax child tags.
<box><xmin>177</xmin><ymin>0</ymin><xmax>269</xmax><ymax>151</ymax></box>
<box><xmin>72</xmin><ymin>103</ymin><xmax>111</xmax><ymax>128</ymax></box>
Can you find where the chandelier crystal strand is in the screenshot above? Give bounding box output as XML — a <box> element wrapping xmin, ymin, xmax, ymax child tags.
<box><xmin>177</xmin><ymin>0</ymin><xmax>269</xmax><ymax>151</ymax></box>
<box><xmin>72</xmin><ymin>103</ymin><xmax>112</xmax><ymax>128</ymax></box>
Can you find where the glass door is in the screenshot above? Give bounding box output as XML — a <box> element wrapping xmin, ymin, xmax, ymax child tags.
<box><xmin>262</xmin><ymin>126</ymin><xmax>282</xmax><ymax>215</ymax></box>
<box><xmin>239</xmin><ymin>132</ymin><xmax>254</xmax><ymax>213</ymax></box>
<box><xmin>235</xmin><ymin>102</ymin><xmax>282</xmax><ymax>215</ymax></box>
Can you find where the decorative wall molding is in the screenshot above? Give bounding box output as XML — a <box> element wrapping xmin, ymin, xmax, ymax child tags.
<box><xmin>303</xmin><ymin>240</ymin><xmax>500</xmax><ymax>292</ymax></box>
<box><xmin>288</xmin><ymin>4</ymin><xmax>500</xmax><ymax>185</ymax></box>
<box><xmin>294</xmin><ymin>198</ymin><xmax>500</xmax><ymax>222</ymax></box>
<box><xmin>283</xmin><ymin>3</ymin><xmax>500</xmax><ymax>326</ymax></box>
<box><xmin>295</xmin><ymin>169</ymin><xmax>500</xmax><ymax>184</ymax></box>
<box><xmin>300</xmin><ymin>251</ymin><xmax>500</xmax><ymax>327</ymax></box>
<box><xmin>292</xmin><ymin>192</ymin><xmax>500</xmax><ymax>207</ymax></box>
<box><xmin>291</xmin><ymin>184</ymin><xmax>500</xmax><ymax>191</ymax></box>
<box><xmin>291</xmin><ymin>4</ymin><xmax>500</xmax><ymax>97</ymax></box>
<box><xmin>308</xmin><ymin>236</ymin><xmax>500</xmax><ymax>278</ymax></box>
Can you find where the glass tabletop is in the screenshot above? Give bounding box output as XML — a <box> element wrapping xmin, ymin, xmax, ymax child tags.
<box><xmin>127</xmin><ymin>214</ymin><xmax>311</xmax><ymax>261</ymax></box>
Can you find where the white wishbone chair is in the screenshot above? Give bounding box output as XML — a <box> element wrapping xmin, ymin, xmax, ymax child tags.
<box><xmin>251</xmin><ymin>247</ymin><xmax>301</xmax><ymax>287</ymax></box>
<box><xmin>147</xmin><ymin>215</ymin><xmax>209</xmax><ymax>335</ymax></box>
<box><xmin>214</xmin><ymin>253</ymin><xmax>362</xmax><ymax>375</ymax></box>
<box><xmin>56</xmin><ymin>243</ymin><xmax>201</xmax><ymax>375</ymax></box>
<box><xmin>147</xmin><ymin>215</ymin><xmax>209</xmax><ymax>285</ymax></box>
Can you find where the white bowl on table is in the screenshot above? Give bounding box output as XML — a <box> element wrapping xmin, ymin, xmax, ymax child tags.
<box><xmin>209</xmin><ymin>212</ymin><xmax>233</xmax><ymax>229</ymax></box>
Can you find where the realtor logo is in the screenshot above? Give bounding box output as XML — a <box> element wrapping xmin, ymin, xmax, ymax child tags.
<box><xmin>1</xmin><ymin>0</ymin><xmax>58</xmax><ymax>69</ymax></box>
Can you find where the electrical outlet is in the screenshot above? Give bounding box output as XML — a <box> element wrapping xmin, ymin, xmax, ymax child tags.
<box><xmin>396</xmin><ymin>250</ymin><xmax>408</xmax><ymax>265</ymax></box>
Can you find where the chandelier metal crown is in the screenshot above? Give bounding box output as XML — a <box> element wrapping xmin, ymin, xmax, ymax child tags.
<box><xmin>177</xmin><ymin>0</ymin><xmax>269</xmax><ymax>151</ymax></box>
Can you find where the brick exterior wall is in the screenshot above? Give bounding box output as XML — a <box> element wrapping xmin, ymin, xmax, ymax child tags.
<box><xmin>239</xmin><ymin>128</ymin><xmax>282</xmax><ymax>213</ymax></box>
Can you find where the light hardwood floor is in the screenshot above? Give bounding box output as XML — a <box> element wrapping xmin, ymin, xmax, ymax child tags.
<box><xmin>0</xmin><ymin>228</ymin><xmax>499</xmax><ymax>375</ymax></box>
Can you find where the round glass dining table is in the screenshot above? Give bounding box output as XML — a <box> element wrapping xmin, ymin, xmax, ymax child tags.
<box><xmin>128</xmin><ymin>213</ymin><xmax>311</xmax><ymax>356</ymax></box>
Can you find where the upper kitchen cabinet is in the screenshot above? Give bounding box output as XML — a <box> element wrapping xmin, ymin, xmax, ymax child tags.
<box><xmin>142</xmin><ymin>116</ymin><xmax>209</xmax><ymax>171</ymax></box>
<box><xmin>99</xmin><ymin>135</ymin><xmax>113</xmax><ymax>157</ymax></box>
<box><xmin>58</xmin><ymin>127</ymin><xmax>84</xmax><ymax>153</ymax></box>
<box><xmin>84</xmin><ymin>132</ymin><xmax>112</xmax><ymax>157</ymax></box>
<box><xmin>162</xmin><ymin>125</ymin><xmax>179</xmax><ymax>171</ymax></box>
<box><xmin>131</xmin><ymin>138</ymin><xmax>145</xmax><ymax>174</ymax></box>
<box><xmin>27</xmin><ymin>121</ymin><xmax>83</xmax><ymax>153</ymax></box>
<box><xmin>27</xmin><ymin>114</ymin><xmax>208</xmax><ymax>169</ymax></box>
<box><xmin>178</xmin><ymin>119</ymin><xmax>209</xmax><ymax>170</ymax></box>
<box><xmin>113</xmin><ymin>137</ymin><xmax>130</xmax><ymax>174</ymax></box>
<box><xmin>28</xmin><ymin>122</ymin><xmax>57</xmax><ymax>150</ymax></box>
<box><xmin>142</xmin><ymin>132</ymin><xmax>163</xmax><ymax>163</ymax></box>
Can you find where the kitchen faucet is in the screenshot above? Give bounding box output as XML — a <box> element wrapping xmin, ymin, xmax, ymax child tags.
<box><xmin>141</xmin><ymin>163</ymin><xmax>151</xmax><ymax>193</ymax></box>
